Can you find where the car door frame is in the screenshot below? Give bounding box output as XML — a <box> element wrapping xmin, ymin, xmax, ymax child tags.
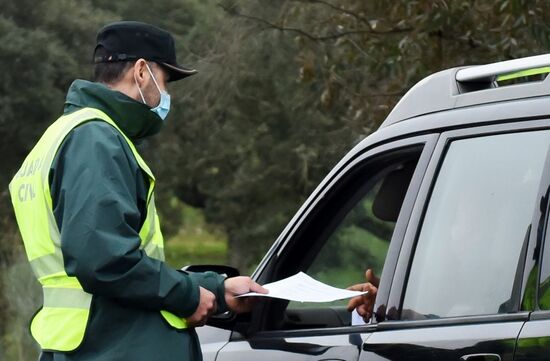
<box><xmin>358</xmin><ymin>118</ymin><xmax>550</xmax><ymax>361</ymax></box>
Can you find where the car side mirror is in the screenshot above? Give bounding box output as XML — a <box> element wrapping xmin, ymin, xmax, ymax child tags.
<box><xmin>181</xmin><ymin>264</ymin><xmax>240</xmax><ymax>278</ymax></box>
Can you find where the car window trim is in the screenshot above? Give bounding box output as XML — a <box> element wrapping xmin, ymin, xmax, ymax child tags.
<box><xmin>247</xmin><ymin>323</ymin><xmax>379</xmax><ymax>340</ymax></box>
<box><xmin>247</xmin><ymin>134</ymin><xmax>439</xmax><ymax>335</ymax></box>
<box><xmin>376</xmin><ymin>312</ymin><xmax>531</xmax><ymax>331</ymax></box>
<box><xmin>528</xmin><ymin>310</ymin><xmax>550</xmax><ymax>320</ymax></box>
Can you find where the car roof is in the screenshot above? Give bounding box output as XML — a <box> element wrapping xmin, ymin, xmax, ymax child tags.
<box><xmin>381</xmin><ymin>53</ymin><xmax>550</xmax><ymax>128</ymax></box>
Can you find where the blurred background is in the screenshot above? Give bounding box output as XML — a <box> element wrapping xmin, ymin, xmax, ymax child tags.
<box><xmin>1</xmin><ymin>0</ymin><xmax>550</xmax><ymax>359</ymax></box>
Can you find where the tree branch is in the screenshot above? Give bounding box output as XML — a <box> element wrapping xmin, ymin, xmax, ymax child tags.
<box><xmin>292</xmin><ymin>0</ymin><xmax>371</xmax><ymax>26</ymax></box>
<box><xmin>217</xmin><ymin>2</ymin><xmax>413</xmax><ymax>42</ymax></box>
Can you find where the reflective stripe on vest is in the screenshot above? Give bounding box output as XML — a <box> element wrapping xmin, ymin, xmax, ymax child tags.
<box><xmin>9</xmin><ymin>107</ymin><xmax>186</xmax><ymax>352</ymax></box>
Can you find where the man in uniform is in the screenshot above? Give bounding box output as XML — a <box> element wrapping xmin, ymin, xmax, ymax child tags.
<box><xmin>9</xmin><ymin>21</ymin><xmax>266</xmax><ymax>361</ymax></box>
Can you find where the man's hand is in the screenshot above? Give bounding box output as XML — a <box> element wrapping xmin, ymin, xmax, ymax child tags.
<box><xmin>347</xmin><ymin>269</ymin><xmax>380</xmax><ymax>322</ymax></box>
<box><xmin>224</xmin><ymin>276</ymin><xmax>268</xmax><ymax>314</ymax></box>
<box><xmin>187</xmin><ymin>286</ymin><xmax>217</xmax><ymax>327</ymax></box>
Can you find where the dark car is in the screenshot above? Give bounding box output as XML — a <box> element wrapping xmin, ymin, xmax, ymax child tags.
<box><xmin>194</xmin><ymin>54</ymin><xmax>550</xmax><ymax>361</ymax></box>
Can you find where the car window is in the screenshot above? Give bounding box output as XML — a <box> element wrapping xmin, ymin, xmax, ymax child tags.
<box><xmin>291</xmin><ymin>163</ymin><xmax>412</xmax><ymax>305</ymax></box>
<box><xmin>402</xmin><ymin>130</ymin><xmax>550</xmax><ymax>320</ymax></box>
<box><xmin>270</xmin><ymin>146</ymin><xmax>423</xmax><ymax>330</ymax></box>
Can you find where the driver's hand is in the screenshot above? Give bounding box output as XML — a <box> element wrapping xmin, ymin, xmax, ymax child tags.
<box><xmin>346</xmin><ymin>269</ymin><xmax>379</xmax><ymax>322</ymax></box>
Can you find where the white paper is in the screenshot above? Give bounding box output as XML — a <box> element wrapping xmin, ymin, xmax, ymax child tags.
<box><xmin>236</xmin><ymin>272</ymin><xmax>367</xmax><ymax>303</ymax></box>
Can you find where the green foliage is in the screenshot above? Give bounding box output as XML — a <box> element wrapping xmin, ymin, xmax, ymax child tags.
<box><xmin>1</xmin><ymin>259</ymin><xmax>41</xmax><ymax>361</ymax></box>
<box><xmin>0</xmin><ymin>1</ymin><xmax>117</xmax><ymax>184</ymax></box>
<box><xmin>163</xmin><ymin>200</ymin><xmax>228</xmax><ymax>268</ymax></box>
<box><xmin>307</xmin><ymin>181</ymin><xmax>392</xmax><ymax>293</ymax></box>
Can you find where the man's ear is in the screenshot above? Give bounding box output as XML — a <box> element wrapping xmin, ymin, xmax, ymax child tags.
<box><xmin>133</xmin><ymin>59</ymin><xmax>148</xmax><ymax>86</ymax></box>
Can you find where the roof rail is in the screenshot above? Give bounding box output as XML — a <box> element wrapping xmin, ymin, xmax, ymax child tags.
<box><xmin>380</xmin><ymin>53</ymin><xmax>550</xmax><ymax>128</ymax></box>
<box><xmin>456</xmin><ymin>53</ymin><xmax>550</xmax><ymax>82</ymax></box>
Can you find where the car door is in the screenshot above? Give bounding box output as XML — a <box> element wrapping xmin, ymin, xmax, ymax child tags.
<box><xmin>359</xmin><ymin>120</ymin><xmax>550</xmax><ymax>361</ymax></box>
<box><xmin>213</xmin><ymin>134</ymin><xmax>438</xmax><ymax>361</ymax></box>
<box><xmin>514</xmin><ymin>144</ymin><xmax>550</xmax><ymax>361</ymax></box>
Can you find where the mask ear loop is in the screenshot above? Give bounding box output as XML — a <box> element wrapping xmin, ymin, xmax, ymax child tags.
<box><xmin>145</xmin><ymin>63</ymin><xmax>163</xmax><ymax>94</ymax></box>
<box><xmin>134</xmin><ymin>72</ymin><xmax>147</xmax><ymax>105</ymax></box>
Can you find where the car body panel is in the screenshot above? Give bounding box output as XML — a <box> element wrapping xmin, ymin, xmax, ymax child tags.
<box><xmin>515</xmin><ymin>312</ymin><xmax>550</xmax><ymax>361</ymax></box>
<box><xmin>216</xmin><ymin>332</ymin><xmax>364</xmax><ymax>361</ymax></box>
<box><xmin>360</xmin><ymin>319</ymin><xmax>524</xmax><ymax>361</ymax></box>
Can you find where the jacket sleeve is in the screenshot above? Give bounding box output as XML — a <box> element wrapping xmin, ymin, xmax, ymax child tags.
<box><xmin>186</xmin><ymin>271</ymin><xmax>228</xmax><ymax>314</ymax></box>
<box><xmin>50</xmin><ymin>121</ymin><xmax>199</xmax><ymax>318</ymax></box>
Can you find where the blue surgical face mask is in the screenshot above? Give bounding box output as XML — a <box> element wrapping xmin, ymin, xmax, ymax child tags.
<box><xmin>151</xmin><ymin>89</ymin><xmax>171</xmax><ymax>121</ymax></box>
<box><xmin>135</xmin><ymin>63</ymin><xmax>171</xmax><ymax>120</ymax></box>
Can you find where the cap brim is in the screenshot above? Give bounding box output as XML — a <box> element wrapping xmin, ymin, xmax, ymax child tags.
<box><xmin>161</xmin><ymin>62</ymin><xmax>198</xmax><ymax>82</ymax></box>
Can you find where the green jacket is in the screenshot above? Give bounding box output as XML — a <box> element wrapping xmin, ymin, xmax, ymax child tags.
<box><xmin>39</xmin><ymin>80</ymin><xmax>226</xmax><ymax>361</ymax></box>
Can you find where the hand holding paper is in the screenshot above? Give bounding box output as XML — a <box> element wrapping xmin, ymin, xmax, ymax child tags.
<box><xmin>224</xmin><ymin>276</ymin><xmax>268</xmax><ymax>313</ymax></box>
<box><xmin>236</xmin><ymin>272</ymin><xmax>368</xmax><ymax>303</ymax></box>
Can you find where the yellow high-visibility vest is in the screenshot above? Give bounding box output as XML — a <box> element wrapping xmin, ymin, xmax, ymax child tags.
<box><xmin>9</xmin><ymin>107</ymin><xmax>187</xmax><ymax>352</ymax></box>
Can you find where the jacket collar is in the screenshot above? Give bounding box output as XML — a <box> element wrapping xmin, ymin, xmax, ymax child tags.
<box><xmin>63</xmin><ymin>79</ymin><xmax>163</xmax><ymax>141</ymax></box>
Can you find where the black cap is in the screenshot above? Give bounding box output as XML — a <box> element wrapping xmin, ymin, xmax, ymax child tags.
<box><xmin>94</xmin><ymin>21</ymin><xmax>197</xmax><ymax>82</ymax></box>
